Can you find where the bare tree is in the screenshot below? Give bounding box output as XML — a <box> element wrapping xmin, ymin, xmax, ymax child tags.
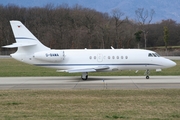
<box><xmin>98</xmin><ymin>21</ymin><xmax>111</xmax><ymax>49</ymax></box>
<box><xmin>111</xmin><ymin>8</ymin><xmax>125</xmax><ymax>48</ymax></box>
<box><xmin>163</xmin><ymin>26</ymin><xmax>169</xmax><ymax>55</ymax></box>
<box><xmin>2</xmin><ymin>4</ymin><xmax>180</xmax><ymax>55</ymax></box>
<box><xmin>135</xmin><ymin>8</ymin><xmax>155</xmax><ymax>49</ymax></box>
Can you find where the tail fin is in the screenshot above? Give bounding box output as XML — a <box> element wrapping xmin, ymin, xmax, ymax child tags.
<box><xmin>10</xmin><ymin>20</ymin><xmax>38</xmax><ymax>43</ymax></box>
<box><xmin>3</xmin><ymin>20</ymin><xmax>50</xmax><ymax>52</ymax></box>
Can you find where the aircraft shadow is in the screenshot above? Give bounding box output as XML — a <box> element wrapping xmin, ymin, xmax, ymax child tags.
<box><xmin>41</xmin><ymin>76</ymin><xmax>150</xmax><ymax>82</ymax></box>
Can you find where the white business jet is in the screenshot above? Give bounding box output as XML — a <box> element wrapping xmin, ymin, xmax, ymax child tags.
<box><xmin>3</xmin><ymin>21</ymin><xmax>176</xmax><ymax>80</ymax></box>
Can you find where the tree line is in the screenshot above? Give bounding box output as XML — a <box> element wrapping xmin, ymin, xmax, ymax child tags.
<box><xmin>0</xmin><ymin>4</ymin><xmax>180</xmax><ymax>54</ymax></box>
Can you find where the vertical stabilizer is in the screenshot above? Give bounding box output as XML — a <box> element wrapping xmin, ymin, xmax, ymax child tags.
<box><xmin>3</xmin><ymin>20</ymin><xmax>50</xmax><ymax>52</ymax></box>
<box><xmin>10</xmin><ymin>20</ymin><xmax>38</xmax><ymax>42</ymax></box>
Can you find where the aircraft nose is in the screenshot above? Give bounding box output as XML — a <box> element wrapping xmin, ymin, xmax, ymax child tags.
<box><xmin>165</xmin><ymin>59</ymin><xmax>176</xmax><ymax>67</ymax></box>
<box><xmin>171</xmin><ymin>60</ymin><xmax>176</xmax><ymax>66</ymax></box>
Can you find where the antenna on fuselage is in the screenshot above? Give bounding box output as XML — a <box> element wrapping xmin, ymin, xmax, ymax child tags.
<box><xmin>111</xmin><ymin>46</ymin><xmax>114</xmax><ymax>49</ymax></box>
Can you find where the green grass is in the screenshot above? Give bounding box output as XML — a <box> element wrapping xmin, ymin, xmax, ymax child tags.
<box><xmin>0</xmin><ymin>58</ymin><xmax>179</xmax><ymax>76</ymax></box>
<box><xmin>0</xmin><ymin>89</ymin><xmax>179</xmax><ymax>120</ymax></box>
<box><xmin>0</xmin><ymin>58</ymin><xmax>81</xmax><ymax>76</ymax></box>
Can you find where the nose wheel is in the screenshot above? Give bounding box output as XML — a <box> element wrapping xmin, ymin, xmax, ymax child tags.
<box><xmin>145</xmin><ymin>69</ymin><xmax>150</xmax><ymax>79</ymax></box>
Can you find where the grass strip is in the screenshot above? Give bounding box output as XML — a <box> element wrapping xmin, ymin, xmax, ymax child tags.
<box><xmin>0</xmin><ymin>58</ymin><xmax>179</xmax><ymax>76</ymax></box>
<box><xmin>0</xmin><ymin>89</ymin><xmax>179</xmax><ymax>120</ymax></box>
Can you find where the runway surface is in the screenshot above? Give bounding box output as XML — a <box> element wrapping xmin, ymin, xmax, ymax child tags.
<box><xmin>0</xmin><ymin>76</ymin><xmax>180</xmax><ymax>90</ymax></box>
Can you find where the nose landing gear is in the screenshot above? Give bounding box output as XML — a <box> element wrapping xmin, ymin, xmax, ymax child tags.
<box><xmin>145</xmin><ymin>69</ymin><xmax>150</xmax><ymax>79</ymax></box>
<box><xmin>146</xmin><ymin>75</ymin><xmax>149</xmax><ymax>79</ymax></box>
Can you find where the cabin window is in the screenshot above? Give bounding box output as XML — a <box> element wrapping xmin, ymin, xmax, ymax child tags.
<box><xmin>89</xmin><ymin>56</ymin><xmax>92</xmax><ymax>59</ymax></box>
<box><xmin>121</xmin><ymin>56</ymin><xmax>123</xmax><ymax>59</ymax></box>
<box><xmin>112</xmin><ymin>56</ymin><xmax>115</xmax><ymax>59</ymax></box>
<box><xmin>117</xmin><ymin>56</ymin><xmax>119</xmax><ymax>59</ymax></box>
<box><xmin>125</xmin><ymin>56</ymin><xmax>128</xmax><ymax>59</ymax></box>
<box><xmin>108</xmin><ymin>56</ymin><xmax>110</xmax><ymax>59</ymax></box>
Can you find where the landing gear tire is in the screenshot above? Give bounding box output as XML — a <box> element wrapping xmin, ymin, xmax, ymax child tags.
<box><xmin>145</xmin><ymin>69</ymin><xmax>150</xmax><ymax>79</ymax></box>
<box><xmin>146</xmin><ymin>76</ymin><xmax>149</xmax><ymax>79</ymax></box>
<box><xmin>81</xmin><ymin>75</ymin><xmax>88</xmax><ymax>80</ymax></box>
<box><xmin>81</xmin><ymin>72</ymin><xmax>88</xmax><ymax>80</ymax></box>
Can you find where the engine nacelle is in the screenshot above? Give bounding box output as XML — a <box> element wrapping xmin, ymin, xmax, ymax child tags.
<box><xmin>33</xmin><ymin>50</ymin><xmax>64</xmax><ymax>62</ymax></box>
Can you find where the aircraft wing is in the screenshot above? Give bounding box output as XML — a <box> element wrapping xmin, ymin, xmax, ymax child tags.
<box><xmin>68</xmin><ymin>66</ymin><xmax>109</xmax><ymax>73</ymax></box>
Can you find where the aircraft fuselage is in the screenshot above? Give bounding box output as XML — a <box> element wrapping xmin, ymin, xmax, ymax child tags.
<box><xmin>11</xmin><ymin>49</ymin><xmax>175</xmax><ymax>72</ymax></box>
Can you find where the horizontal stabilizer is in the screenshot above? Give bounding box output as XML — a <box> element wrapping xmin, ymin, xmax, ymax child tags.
<box><xmin>3</xmin><ymin>42</ymin><xmax>37</xmax><ymax>48</ymax></box>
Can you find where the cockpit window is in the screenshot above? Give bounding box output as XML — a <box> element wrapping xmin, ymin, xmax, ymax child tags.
<box><xmin>148</xmin><ymin>53</ymin><xmax>160</xmax><ymax>57</ymax></box>
<box><xmin>152</xmin><ymin>53</ymin><xmax>157</xmax><ymax>57</ymax></box>
<box><xmin>155</xmin><ymin>53</ymin><xmax>160</xmax><ymax>57</ymax></box>
<box><xmin>148</xmin><ymin>53</ymin><xmax>153</xmax><ymax>57</ymax></box>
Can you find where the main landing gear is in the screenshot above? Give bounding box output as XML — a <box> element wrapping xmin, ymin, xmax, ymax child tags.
<box><xmin>145</xmin><ymin>69</ymin><xmax>150</xmax><ymax>79</ymax></box>
<box><xmin>81</xmin><ymin>72</ymin><xmax>88</xmax><ymax>80</ymax></box>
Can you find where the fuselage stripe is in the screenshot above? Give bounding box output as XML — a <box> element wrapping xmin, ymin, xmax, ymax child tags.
<box><xmin>15</xmin><ymin>37</ymin><xmax>36</xmax><ymax>40</ymax></box>
<box><xmin>34</xmin><ymin>63</ymin><xmax>162</xmax><ymax>66</ymax></box>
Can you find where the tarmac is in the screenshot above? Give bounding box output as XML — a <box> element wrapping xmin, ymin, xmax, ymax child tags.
<box><xmin>0</xmin><ymin>76</ymin><xmax>180</xmax><ymax>90</ymax></box>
